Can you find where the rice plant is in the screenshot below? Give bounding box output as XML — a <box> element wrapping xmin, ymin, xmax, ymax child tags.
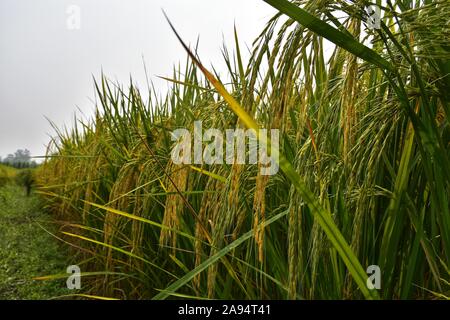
<box><xmin>37</xmin><ymin>0</ymin><xmax>450</xmax><ymax>299</ymax></box>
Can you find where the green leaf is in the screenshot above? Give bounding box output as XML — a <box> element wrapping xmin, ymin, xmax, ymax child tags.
<box><xmin>263</xmin><ymin>0</ymin><xmax>394</xmax><ymax>71</ymax></box>
<box><xmin>153</xmin><ymin>209</ymin><xmax>289</xmax><ymax>300</ymax></box>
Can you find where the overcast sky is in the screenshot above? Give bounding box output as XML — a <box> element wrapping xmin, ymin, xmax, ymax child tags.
<box><xmin>0</xmin><ymin>0</ymin><xmax>276</xmax><ymax>160</ymax></box>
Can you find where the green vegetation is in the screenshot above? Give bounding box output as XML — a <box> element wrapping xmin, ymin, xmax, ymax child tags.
<box><xmin>1</xmin><ymin>149</ymin><xmax>37</xmax><ymax>169</ymax></box>
<box><xmin>36</xmin><ymin>0</ymin><xmax>450</xmax><ymax>299</ymax></box>
<box><xmin>0</xmin><ymin>184</ymin><xmax>70</xmax><ymax>299</ymax></box>
<box><xmin>16</xmin><ymin>169</ymin><xmax>35</xmax><ymax>197</ymax></box>
<box><xmin>0</xmin><ymin>164</ymin><xmax>17</xmax><ymax>187</ymax></box>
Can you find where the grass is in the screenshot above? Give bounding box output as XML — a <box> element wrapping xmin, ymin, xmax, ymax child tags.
<box><xmin>0</xmin><ymin>184</ymin><xmax>71</xmax><ymax>299</ymax></box>
<box><xmin>36</xmin><ymin>0</ymin><xmax>450</xmax><ymax>299</ymax></box>
<box><xmin>0</xmin><ymin>164</ymin><xmax>17</xmax><ymax>187</ymax></box>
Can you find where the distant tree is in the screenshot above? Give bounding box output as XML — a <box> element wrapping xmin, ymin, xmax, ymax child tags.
<box><xmin>3</xmin><ymin>154</ymin><xmax>15</xmax><ymax>166</ymax></box>
<box><xmin>1</xmin><ymin>149</ymin><xmax>37</xmax><ymax>168</ymax></box>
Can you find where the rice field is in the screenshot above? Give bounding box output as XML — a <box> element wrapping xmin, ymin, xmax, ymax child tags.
<box><xmin>0</xmin><ymin>164</ymin><xmax>17</xmax><ymax>187</ymax></box>
<box><xmin>36</xmin><ymin>0</ymin><xmax>450</xmax><ymax>299</ymax></box>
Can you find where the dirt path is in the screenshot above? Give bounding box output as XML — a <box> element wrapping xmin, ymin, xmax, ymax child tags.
<box><xmin>0</xmin><ymin>184</ymin><xmax>70</xmax><ymax>299</ymax></box>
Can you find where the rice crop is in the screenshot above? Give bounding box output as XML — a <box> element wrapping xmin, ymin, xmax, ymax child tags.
<box><xmin>0</xmin><ymin>164</ymin><xmax>17</xmax><ymax>187</ymax></box>
<box><xmin>37</xmin><ymin>0</ymin><xmax>450</xmax><ymax>299</ymax></box>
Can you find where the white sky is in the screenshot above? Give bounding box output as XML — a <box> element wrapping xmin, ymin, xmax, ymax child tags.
<box><xmin>0</xmin><ymin>0</ymin><xmax>276</xmax><ymax>160</ymax></box>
